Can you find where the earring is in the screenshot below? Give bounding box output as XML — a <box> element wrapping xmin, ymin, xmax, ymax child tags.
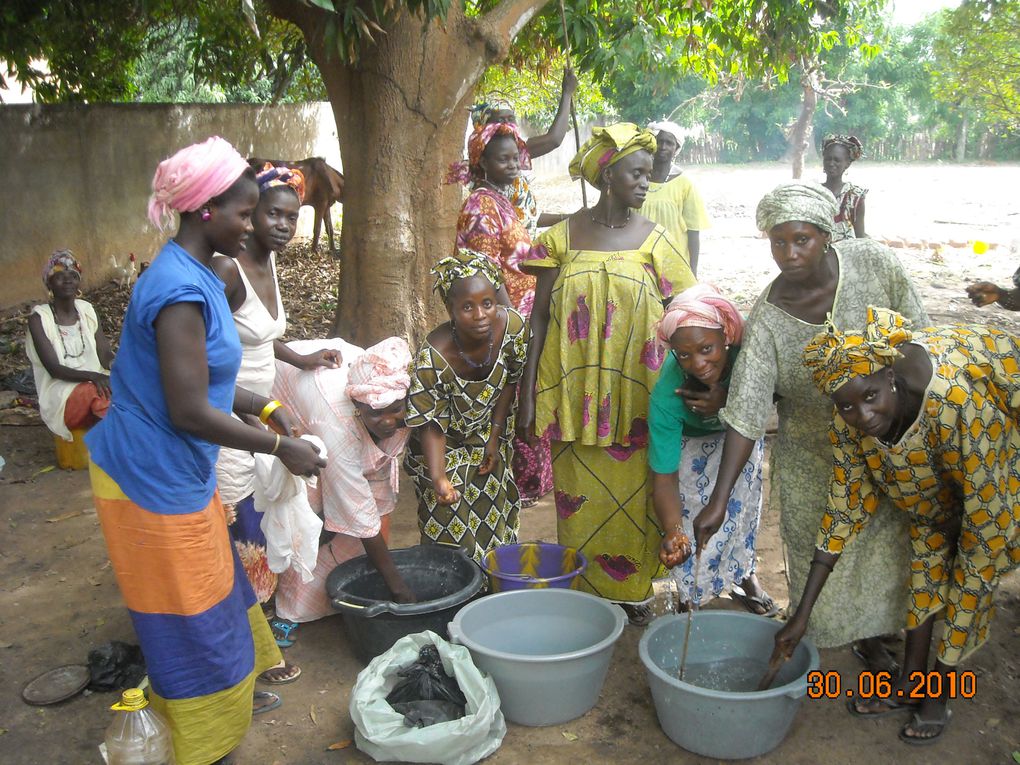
<box><xmin>891</xmin><ymin>381</ymin><xmax>897</xmax><ymax>393</ymax></box>
<box><xmin>76</xmin><ymin>289</ymin><xmax>84</xmax><ymax>297</ymax></box>
<box><xmin>201</xmin><ymin>210</ymin><xmax>211</xmax><ymax>221</ymax></box>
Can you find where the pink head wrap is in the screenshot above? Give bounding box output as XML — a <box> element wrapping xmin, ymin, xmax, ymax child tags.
<box><xmin>147</xmin><ymin>136</ymin><xmax>251</xmax><ymax>231</ymax></box>
<box><xmin>656</xmin><ymin>284</ymin><xmax>745</xmax><ymax>349</ymax></box>
<box><xmin>346</xmin><ymin>337</ymin><xmax>412</xmax><ymax>409</ymax></box>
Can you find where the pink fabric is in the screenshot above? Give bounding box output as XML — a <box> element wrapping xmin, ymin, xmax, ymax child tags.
<box><xmin>656</xmin><ymin>283</ymin><xmax>744</xmax><ymax>348</ymax></box>
<box><xmin>346</xmin><ymin>337</ymin><xmax>412</xmax><ymax>409</ymax></box>
<box><xmin>467</xmin><ymin>122</ymin><xmax>532</xmax><ymax>177</ymax></box>
<box><xmin>147</xmin><ymin>136</ymin><xmax>251</xmax><ymax>231</ymax></box>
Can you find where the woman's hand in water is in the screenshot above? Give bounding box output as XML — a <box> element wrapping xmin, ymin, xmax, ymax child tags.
<box><xmin>659</xmin><ymin>528</ymin><xmax>693</xmax><ymax>568</ymax></box>
<box><xmin>771</xmin><ymin>610</ymin><xmax>808</xmax><ymax>662</ymax></box>
<box><xmin>434</xmin><ymin>476</ymin><xmax>461</xmax><ymax>506</ymax></box>
<box><xmin>390</xmin><ymin>585</ymin><xmax>418</xmax><ymax>604</ymax></box>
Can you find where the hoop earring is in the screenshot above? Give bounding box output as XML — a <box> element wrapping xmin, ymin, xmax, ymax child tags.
<box><xmin>891</xmin><ymin>381</ymin><xmax>897</xmax><ymax>393</ymax></box>
<box><xmin>201</xmin><ymin>210</ymin><xmax>212</xmax><ymax>221</ymax></box>
<box><xmin>76</xmin><ymin>289</ymin><xmax>84</xmax><ymax>297</ymax></box>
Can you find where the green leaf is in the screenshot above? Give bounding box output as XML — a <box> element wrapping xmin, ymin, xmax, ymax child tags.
<box><xmin>305</xmin><ymin>0</ymin><xmax>337</xmax><ymax>11</ymax></box>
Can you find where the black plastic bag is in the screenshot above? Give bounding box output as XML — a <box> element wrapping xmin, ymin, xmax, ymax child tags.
<box><xmin>385</xmin><ymin>645</ymin><xmax>466</xmax><ymax>726</ymax></box>
<box><xmin>87</xmin><ymin>641</ymin><xmax>146</xmax><ymax>692</ymax></box>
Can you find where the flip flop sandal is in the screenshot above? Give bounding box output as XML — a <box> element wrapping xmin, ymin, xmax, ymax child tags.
<box><xmin>898</xmin><ymin>708</ymin><xmax>952</xmax><ymax>745</ymax></box>
<box><xmin>621</xmin><ymin>603</ymin><xmax>655</xmax><ymax>627</ymax></box>
<box><xmin>730</xmin><ymin>589</ymin><xmax>782</xmax><ymax>618</ymax></box>
<box><xmin>252</xmin><ymin>691</ymin><xmax>282</xmax><ymax>716</ymax></box>
<box><xmin>845</xmin><ymin>693</ymin><xmax>919</xmax><ymax>718</ymax></box>
<box><xmin>851</xmin><ymin>641</ymin><xmax>902</xmax><ymax>677</ymax></box>
<box><xmin>270</xmin><ymin>619</ymin><xmax>298</xmax><ymax>648</ymax></box>
<box><xmin>259</xmin><ymin>662</ymin><xmax>302</xmax><ymax>685</ymax></box>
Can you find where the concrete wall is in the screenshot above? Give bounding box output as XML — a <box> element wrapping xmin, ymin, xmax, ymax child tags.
<box><xmin>1</xmin><ymin>102</ymin><xmax>341</xmax><ymax>308</ymax></box>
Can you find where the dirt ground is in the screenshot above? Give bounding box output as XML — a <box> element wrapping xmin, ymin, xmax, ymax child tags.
<box><xmin>2</xmin><ymin>162</ymin><xmax>1020</xmax><ymax>764</ymax></box>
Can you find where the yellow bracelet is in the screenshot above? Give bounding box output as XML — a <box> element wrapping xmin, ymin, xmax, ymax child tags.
<box><xmin>269</xmin><ymin>433</ymin><xmax>281</xmax><ymax>455</ymax></box>
<box><xmin>259</xmin><ymin>400</ymin><xmax>283</xmax><ymax>425</ymax></box>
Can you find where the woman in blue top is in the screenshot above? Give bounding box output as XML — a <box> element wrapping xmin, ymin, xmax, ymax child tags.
<box><xmin>649</xmin><ymin>284</ymin><xmax>775</xmax><ymax>615</ymax></box>
<box><xmin>86</xmin><ymin>137</ymin><xmax>325</xmax><ymax>765</ymax></box>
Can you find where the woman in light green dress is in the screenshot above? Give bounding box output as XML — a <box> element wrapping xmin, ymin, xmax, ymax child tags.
<box><xmin>692</xmin><ymin>181</ymin><xmax>928</xmax><ymax>670</ymax></box>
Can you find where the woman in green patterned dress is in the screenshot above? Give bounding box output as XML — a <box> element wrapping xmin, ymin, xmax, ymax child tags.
<box><xmin>404</xmin><ymin>251</ymin><xmax>529</xmax><ymax>561</ymax></box>
<box><xmin>774</xmin><ymin>308</ymin><xmax>1020</xmax><ymax>744</ymax></box>
<box><xmin>517</xmin><ymin>123</ymin><xmax>696</xmax><ymax>623</ymax></box>
<box><xmin>693</xmin><ymin>181</ymin><xmax>928</xmax><ymax>671</ymax></box>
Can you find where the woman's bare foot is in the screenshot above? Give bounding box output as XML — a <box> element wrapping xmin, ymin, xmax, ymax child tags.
<box><xmin>852</xmin><ymin>636</ymin><xmax>901</xmax><ymax>676</ymax></box>
<box><xmin>899</xmin><ymin>701</ymin><xmax>952</xmax><ymax>745</ymax></box>
<box><xmin>258</xmin><ymin>659</ymin><xmax>301</xmax><ymax>684</ymax></box>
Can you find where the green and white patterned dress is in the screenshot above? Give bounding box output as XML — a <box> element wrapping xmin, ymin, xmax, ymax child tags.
<box><xmin>404</xmin><ymin>307</ymin><xmax>529</xmax><ymax>561</ymax></box>
<box><xmin>720</xmin><ymin>239</ymin><xmax>928</xmax><ymax>647</ymax></box>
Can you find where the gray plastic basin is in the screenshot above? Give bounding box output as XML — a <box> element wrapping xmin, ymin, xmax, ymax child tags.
<box><xmin>639</xmin><ymin>611</ymin><xmax>819</xmax><ymax>760</ymax></box>
<box><xmin>448</xmin><ymin>589</ymin><xmax>626</xmax><ymax>726</ymax></box>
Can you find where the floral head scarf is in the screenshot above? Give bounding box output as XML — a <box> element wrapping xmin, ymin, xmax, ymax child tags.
<box><xmin>42</xmin><ymin>249</ymin><xmax>82</xmax><ymax>287</ymax></box>
<box><xmin>656</xmin><ymin>284</ymin><xmax>744</xmax><ymax>349</ymax></box>
<box><xmin>346</xmin><ymin>337</ymin><xmax>412</xmax><ymax>409</ymax></box>
<box><xmin>569</xmin><ymin>122</ymin><xmax>657</xmax><ymax>187</ymax></box>
<box><xmin>822</xmin><ymin>134</ymin><xmax>864</xmax><ymax>162</ymax></box>
<box><xmin>755</xmin><ymin>180</ymin><xmax>838</xmax><ymax>235</ymax></box>
<box><xmin>431</xmin><ymin>249</ymin><xmax>503</xmax><ymax>300</ymax></box>
<box><xmin>469</xmin><ymin>98</ymin><xmax>516</xmax><ymax>129</ymax></box>
<box><xmin>802</xmin><ymin>306</ymin><xmax>914</xmax><ymax>395</ymax></box>
<box><xmin>256</xmin><ymin>162</ymin><xmax>306</xmax><ymax>203</ymax></box>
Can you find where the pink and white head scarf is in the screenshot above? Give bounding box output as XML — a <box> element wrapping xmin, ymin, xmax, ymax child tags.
<box><xmin>656</xmin><ymin>283</ymin><xmax>745</xmax><ymax>349</ymax></box>
<box><xmin>147</xmin><ymin>136</ymin><xmax>251</xmax><ymax>231</ymax></box>
<box><xmin>346</xmin><ymin>337</ymin><xmax>412</xmax><ymax>409</ymax></box>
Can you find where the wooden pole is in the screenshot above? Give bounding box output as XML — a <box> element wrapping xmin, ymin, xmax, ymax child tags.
<box><xmin>557</xmin><ymin>0</ymin><xmax>587</xmax><ymax>208</ymax></box>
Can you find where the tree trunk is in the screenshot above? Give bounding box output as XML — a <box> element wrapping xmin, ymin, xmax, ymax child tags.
<box><xmin>268</xmin><ymin>0</ymin><xmax>548</xmax><ymax>347</ymax></box>
<box><xmin>955</xmin><ymin>113</ymin><xmax>968</xmax><ymax>162</ymax></box>
<box><xmin>787</xmin><ymin>72</ymin><xmax>818</xmax><ymax>179</ymax></box>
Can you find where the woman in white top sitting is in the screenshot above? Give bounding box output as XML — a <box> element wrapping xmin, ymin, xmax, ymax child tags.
<box><xmin>27</xmin><ymin>249</ymin><xmax>115</xmax><ymax>442</ymax></box>
<box><xmin>211</xmin><ymin>164</ymin><xmax>339</xmax><ymax>680</ymax></box>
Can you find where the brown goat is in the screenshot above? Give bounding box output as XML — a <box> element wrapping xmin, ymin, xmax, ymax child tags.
<box><xmin>248</xmin><ymin>157</ymin><xmax>345</xmax><ymax>255</ymax></box>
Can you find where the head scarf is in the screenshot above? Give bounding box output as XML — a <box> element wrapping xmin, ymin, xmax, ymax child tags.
<box><xmin>147</xmin><ymin>136</ymin><xmax>251</xmax><ymax>232</ymax></box>
<box><xmin>656</xmin><ymin>284</ymin><xmax>744</xmax><ymax>349</ymax></box>
<box><xmin>569</xmin><ymin>123</ymin><xmax>657</xmax><ymax>187</ymax></box>
<box><xmin>647</xmin><ymin>120</ymin><xmax>685</xmax><ymax>147</ymax></box>
<box><xmin>755</xmin><ymin>180</ymin><xmax>837</xmax><ymax>235</ymax></box>
<box><xmin>822</xmin><ymin>134</ymin><xmax>864</xmax><ymax>162</ymax></box>
<box><xmin>346</xmin><ymin>337</ymin><xmax>412</xmax><ymax>409</ymax></box>
<box><xmin>802</xmin><ymin>306</ymin><xmax>913</xmax><ymax>395</ymax></box>
<box><xmin>42</xmin><ymin>249</ymin><xmax>82</xmax><ymax>287</ymax></box>
<box><xmin>469</xmin><ymin>98</ymin><xmax>515</xmax><ymax>129</ymax></box>
<box><xmin>256</xmin><ymin>162</ymin><xmax>306</xmax><ymax>203</ymax></box>
<box><xmin>431</xmin><ymin>249</ymin><xmax>503</xmax><ymax>300</ymax></box>
<box><xmin>468</xmin><ymin>122</ymin><xmax>531</xmax><ymax>178</ymax></box>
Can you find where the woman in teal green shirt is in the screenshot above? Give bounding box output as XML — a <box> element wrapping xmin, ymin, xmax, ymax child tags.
<box><xmin>649</xmin><ymin>284</ymin><xmax>775</xmax><ymax>615</ymax></box>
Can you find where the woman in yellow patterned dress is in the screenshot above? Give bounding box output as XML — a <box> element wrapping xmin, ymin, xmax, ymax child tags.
<box><xmin>774</xmin><ymin>307</ymin><xmax>1020</xmax><ymax>746</ymax></box>
<box><xmin>517</xmin><ymin>123</ymin><xmax>696</xmax><ymax>623</ymax></box>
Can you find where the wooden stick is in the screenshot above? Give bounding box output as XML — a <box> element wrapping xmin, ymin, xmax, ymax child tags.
<box><xmin>557</xmin><ymin>0</ymin><xmax>587</xmax><ymax>209</ymax></box>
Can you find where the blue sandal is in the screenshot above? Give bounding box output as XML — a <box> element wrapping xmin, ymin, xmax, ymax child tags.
<box><xmin>270</xmin><ymin>619</ymin><xmax>298</xmax><ymax>648</ymax></box>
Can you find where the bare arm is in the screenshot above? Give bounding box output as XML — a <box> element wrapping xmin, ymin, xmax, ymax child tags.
<box><xmin>155</xmin><ymin>302</ymin><xmax>325</xmax><ymax>476</ymax></box>
<box><xmin>853</xmin><ymin>196</ymin><xmax>867</xmax><ymax>238</ymax></box>
<box><xmin>419</xmin><ymin>422</ymin><xmax>459</xmax><ymax>504</ymax></box>
<box><xmin>771</xmin><ymin>550</ymin><xmax>840</xmax><ymax>659</ymax></box>
<box><xmin>361</xmin><ymin>532</ymin><xmax>415</xmax><ymax>602</ymax></box>
<box><xmin>479</xmin><ymin>382</ymin><xmax>517</xmax><ymax>475</ymax></box>
<box><xmin>652</xmin><ymin>470</ymin><xmax>692</xmax><ymax>567</ymax></box>
<box><xmin>525</xmin><ymin>68</ymin><xmax>579</xmax><ymax>160</ymax></box>
<box><xmin>210</xmin><ymin>257</ymin><xmax>246</xmax><ymax>312</ymax></box>
<box><xmin>273</xmin><ymin>339</ymin><xmax>341</xmax><ymax>371</ymax></box>
<box><xmin>537</xmin><ymin>212</ymin><xmax>569</xmax><ymax>228</ymax></box>
<box><xmin>686</xmin><ymin>231</ymin><xmax>700</xmax><ymax>276</ymax></box>
<box><xmin>516</xmin><ymin>266</ymin><xmax>559</xmax><ymax>442</ymax></box>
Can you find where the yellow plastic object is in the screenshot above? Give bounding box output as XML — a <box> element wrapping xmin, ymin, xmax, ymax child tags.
<box><xmin>54</xmin><ymin>428</ymin><xmax>89</xmax><ymax>470</ymax></box>
<box><xmin>973</xmin><ymin>240</ymin><xmax>989</xmax><ymax>254</ymax></box>
<box><xmin>111</xmin><ymin>688</ymin><xmax>148</xmax><ymax>711</ymax></box>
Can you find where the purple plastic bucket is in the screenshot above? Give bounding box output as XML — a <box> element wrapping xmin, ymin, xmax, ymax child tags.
<box><xmin>480</xmin><ymin>542</ymin><xmax>587</xmax><ymax>592</ymax></box>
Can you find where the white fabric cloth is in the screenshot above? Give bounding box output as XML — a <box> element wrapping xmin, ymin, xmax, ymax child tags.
<box><xmin>25</xmin><ymin>301</ymin><xmax>107</xmax><ymax>441</ymax></box>
<box><xmin>253</xmin><ymin>434</ymin><xmax>327</xmax><ymax>582</ymax></box>
<box><xmin>214</xmin><ymin>253</ymin><xmax>288</xmax><ymax>504</ymax></box>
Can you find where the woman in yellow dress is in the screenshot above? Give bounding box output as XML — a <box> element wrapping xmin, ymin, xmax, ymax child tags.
<box><xmin>517</xmin><ymin>123</ymin><xmax>696</xmax><ymax>623</ymax></box>
<box><xmin>774</xmin><ymin>307</ymin><xmax>1020</xmax><ymax>745</ymax></box>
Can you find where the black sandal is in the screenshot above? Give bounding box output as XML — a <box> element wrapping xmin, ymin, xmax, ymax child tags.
<box><xmin>898</xmin><ymin>708</ymin><xmax>952</xmax><ymax>745</ymax></box>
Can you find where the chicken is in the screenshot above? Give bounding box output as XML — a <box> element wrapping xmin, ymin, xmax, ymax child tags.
<box><xmin>109</xmin><ymin>253</ymin><xmax>137</xmax><ymax>288</ymax></box>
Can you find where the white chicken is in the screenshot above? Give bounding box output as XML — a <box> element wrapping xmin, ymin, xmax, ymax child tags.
<box><xmin>109</xmin><ymin>253</ymin><xmax>137</xmax><ymax>287</ymax></box>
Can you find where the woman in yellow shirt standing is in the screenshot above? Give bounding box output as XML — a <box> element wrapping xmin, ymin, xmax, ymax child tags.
<box><xmin>640</xmin><ymin>120</ymin><xmax>710</xmax><ymax>274</ymax></box>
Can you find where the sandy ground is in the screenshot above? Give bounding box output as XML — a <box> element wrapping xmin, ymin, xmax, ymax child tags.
<box><xmin>2</xmin><ymin>162</ymin><xmax>1019</xmax><ymax>764</ymax></box>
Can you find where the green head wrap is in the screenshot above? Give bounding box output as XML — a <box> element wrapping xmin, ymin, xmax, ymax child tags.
<box><xmin>431</xmin><ymin>249</ymin><xmax>503</xmax><ymax>301</ymax></box>
<box><xmin>755</xmin><ymin>180</ymin><xmax>837</xmax><ymax>235</ymax></box>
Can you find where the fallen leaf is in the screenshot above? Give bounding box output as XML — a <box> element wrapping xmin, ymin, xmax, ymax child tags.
<box><xmin>327</xmin><ymin>740</ymin><xmax>352</xmax><ymax>751</ymax></box>
<box><xmin>309</xmin><ymin>705</ymin><xmax>318</xmax><ymax>725</ymax></box>
<box><xmin>561</xmin><ymin>731</ymin><xmax>578</xmax><ymax>741</ymax></box>
<box><xmin>1013</xmin><ymin>752</ymin><xmax>1020</xmax><ymax>764</ymax></box>
<box><xmin>46</xmin><ymin>509</ymin><xmax>83</xmax><ymax>523</ymax></box>
<box><xmin>87</xmin><ymin>576</ymin><xmax>102</xmax><ymax>587</ymax></box>
<box><xmin>986</xmin><ymin>717</ymin><xmax>999</xmax><ymax>728</ymax></box>
<box><xmin>32</xmin><ymin>465</ymin><xmax>56</xmax><ymax>477</ymax></box>
<box><xmin>0</xmin><ymin>641</ymin><xmax>12</xmax><ymax>649</ymax></box>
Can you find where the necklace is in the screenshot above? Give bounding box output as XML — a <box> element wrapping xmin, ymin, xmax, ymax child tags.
<box><xmin>452</xmin><ymin>325</ymin><xmax>495</xmax><ymax>370</ymax></box>
<box><xmin>53</xmin><ymin>306</ymin><xmax>86</xmax><ymax>360</ymax></box>
<box><xmin>879</xmin><ymin>387</ymin><xmax>911</xmax><ymax>446</ymax></box>
<box><xmin>591</xmin><ymin>209</ymin><xmax>631</xmax><ymax>229</ymax></box>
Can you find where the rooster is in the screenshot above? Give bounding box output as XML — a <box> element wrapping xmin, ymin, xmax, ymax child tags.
<box><xmin>109</xmin><ymin>253</ymin><xmax>137</xmax><ymax>288</ymax></box>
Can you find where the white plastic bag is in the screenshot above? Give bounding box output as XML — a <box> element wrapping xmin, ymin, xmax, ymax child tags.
<box><xmin>350</xmin><ymin>631</ymin><xmax>505</xmax><ymax>765</ymax></box>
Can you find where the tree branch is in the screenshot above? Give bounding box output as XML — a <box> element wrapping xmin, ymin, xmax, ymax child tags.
<box><xmin>479</xmin><ymin>0</ymin><xmax>551</xmax><ymax>57</ymax></box>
